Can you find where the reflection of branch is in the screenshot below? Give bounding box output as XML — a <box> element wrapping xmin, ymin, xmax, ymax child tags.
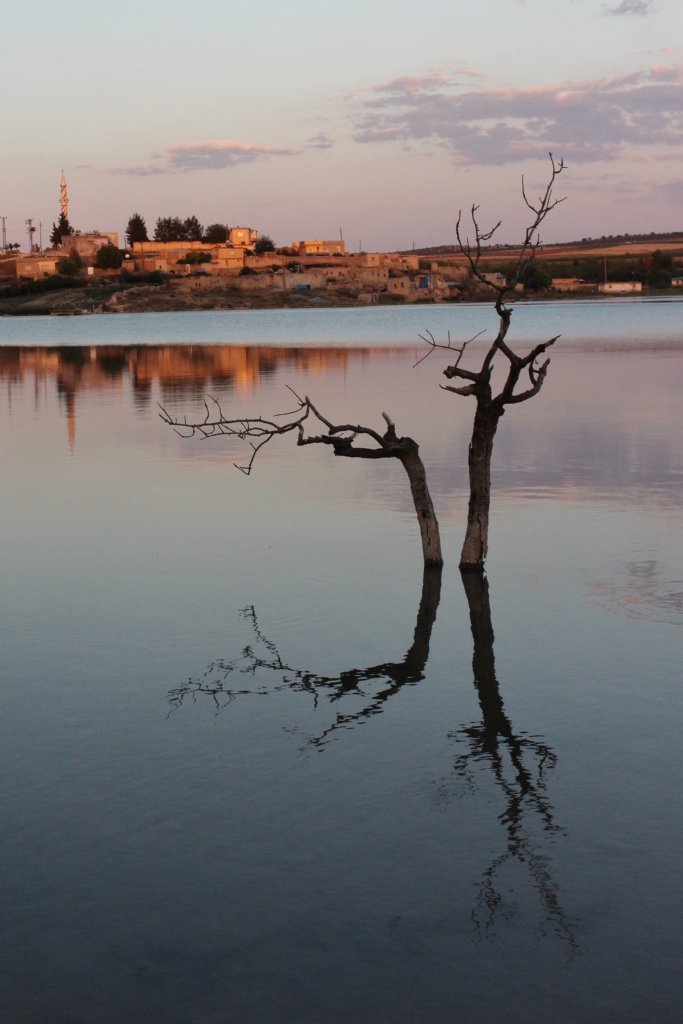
<box><xmin>168</xmin><ymin>566</ymin><xmax>442</xmax><ymax>750</ymax></box>
<box><xmin>451</xmin><ymin>571</ymin><xmax>580</xmax><ymax>957</ymax></box>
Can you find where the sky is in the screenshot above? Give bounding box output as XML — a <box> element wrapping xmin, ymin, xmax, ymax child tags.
<box><xmin>1</xmin><ymin>0</ymin><xmax>682</xmax><ymax>251</ymax></box>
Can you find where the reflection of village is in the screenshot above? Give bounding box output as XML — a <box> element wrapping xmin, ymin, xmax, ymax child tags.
<box><xmin>0</xmin><ymin>344</ymin><xmax>388</xmax><ymax>451</ymax></box>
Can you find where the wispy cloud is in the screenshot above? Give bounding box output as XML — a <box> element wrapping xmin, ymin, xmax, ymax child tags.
<box><xmin>330</xmin><ymin>68</ymin><xmax>485</xmax><ymax>101</ymax></box>
<box><xmin>349</xmin><ymin>64</ymin><xmax>683</xmax><ymax>165</ymax></box>
<box><xmin>632</xmin><ymin>46</ymin><xmax>674</xmax><ymax>54</ymax></box>
<box><xmin>605</xmin><ymin>0</ymin><xmax>655</xmax><ymax>15</ymax></box>
<box><xmin>306</xmin><ymin>131</ymin><xmax>337</xmax><ymax>150</ymax></box>
<box><xmin>651</xmin><ymin>179</ymin><xmax>683</xmax><ymax>202</ymax></box>
<box><xmin>107</xmin><ymin>138</ymin><xmax>301</xmax><ymax>176</ymax></box>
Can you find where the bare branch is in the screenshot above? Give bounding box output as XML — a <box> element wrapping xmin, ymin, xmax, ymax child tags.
<box><xmin>514</xmin><ymin>153</ymin><xmax>566</xmax><ymax>286</ymax></box>
<box><xmin>160</xmin><ymin>392</ymin><xmax>443</xmax><ymax>565</ymax></box>
<box><xmin>519</xmin><ymin>335</ymin><xmax>560</xmax><ymax>368</ymax></box>
<box><xmin>453</xmin><ymin>152</ymin><xmax>566</xmax><ymax>316</ymax></box>
<box><xmin>440</xmin><ymin>383</ymin><xmax>477</xmax><ymax>396</ymax></box>
<box><xmin>414</xmin><ymin>328</ymin><xmax>486</xmax><ymax>369</ymax></box>
<box><xmin>503</xmin><ymin>357</ymin><xmax>551</xmax><ymax>405</ymax></box>
<box><xmin>456</xmin><ymin>206</ymin><xmax>506</xmax><ymax>299</ymax></box>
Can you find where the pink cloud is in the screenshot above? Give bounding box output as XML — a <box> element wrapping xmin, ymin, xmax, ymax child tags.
<box><xmin>107</xmin><ymin>139</ymin><xmax>301</xmax><ymax>176</ymax></box>
<box><xmin>351</xmin><ymin>64</ymin><xmax>683</xmax><ymax>165</ymax></box>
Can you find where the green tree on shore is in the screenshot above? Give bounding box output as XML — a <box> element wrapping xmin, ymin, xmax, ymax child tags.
<box><xmin>95</xmin><ymin>245</ymin><xmax>124</xmax><ymax>269</ymax></box>
<box><xmin>50</xmin><ymin>213</ymin><xmax>72</xmax><ymax>247</ymax></box>
<box><xmin>126</xmin><ymin>213</ymin><xmax>148</xmax><ymax>246</ymax></box>
<box><xmin>254</xmin><ymin>234</ymin><xmax>275</xmax><ymax>254</ymax></box>
<box><xmin>204</xmin><ymin>223</ymin><xmax>227</xmax><ymax>243</ymax></box>
<box><xmin>154</xmin><ymin>216</ymin><xmax>204</xmax><ymax>242</ymax></box>
<box><xmin>183</xmin><ymin>216</ymin><xmax>204</xmax><ymax>241</ymax></box>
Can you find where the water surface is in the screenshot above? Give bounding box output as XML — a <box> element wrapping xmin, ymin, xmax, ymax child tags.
<box><xmin>1</xmin><ymin>308</ymin><xmax>682</xmax><ymax>1022</ymax></box>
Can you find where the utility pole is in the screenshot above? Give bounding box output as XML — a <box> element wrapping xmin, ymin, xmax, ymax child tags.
<box><xmin>39</xmin><ymin>221</ymin><xmax>42</xmax><ymax>251</ymax></box>
<box><xmin>1</xmin><ymin>217</ymin><xmax>6</xmax><ymax>253</ymax></box>
<box><xmin>26</xmin><ymin>218</ymin><xmax>36</xmax><ymax>253</ymax></box>
<box><xmin>604</xmin><ymin>253</ymin><xmax>607</xmax><ymax>286</ymax></box>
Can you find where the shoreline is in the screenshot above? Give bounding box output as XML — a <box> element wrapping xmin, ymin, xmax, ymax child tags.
<box><xmin>1</xmin><ymin>281</ymin><xmax>681</xmax><ymax>317</ymax></box>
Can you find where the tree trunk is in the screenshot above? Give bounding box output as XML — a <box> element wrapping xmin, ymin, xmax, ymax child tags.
<box><xmin>460</xmin><ymin>569</ymin><xmax>509</xmax><ymax>740</ymax></box>
<box><xmin>460</xmin><ymin>403</ymin><xmax>501</xmax><ymax>571</ymax></box>
<box><xmin>399</xmin><ymin>442</ymin><xmax>443</xmax><ymax>566</ymax></box>
<box><xmin>403</xmin><ymin>564</ymin><xmax>443</xmax><ymax>676</ymax></box>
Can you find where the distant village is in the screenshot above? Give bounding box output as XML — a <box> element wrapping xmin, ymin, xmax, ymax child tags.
<box><xmin>2</xmin><ymin>174</ymin><xmax>682</xmax><ymax>313</ymax></box>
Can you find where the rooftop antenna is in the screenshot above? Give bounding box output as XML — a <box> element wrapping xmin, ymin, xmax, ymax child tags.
<box><xmin>26</xmin><ymin>218</ymin><xmax>35</xmax><ymax>252</ymax></box>
<box><xmin>1</xmin><ymin>217</ymin><xmax>6</xmax><ymax>253</ymax></box>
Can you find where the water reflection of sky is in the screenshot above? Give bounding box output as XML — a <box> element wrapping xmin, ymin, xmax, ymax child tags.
<box><xmin>1</xmin><ymin>336</ymin><xmax>682</xmax><ymax>1023</ymax></box>
<box><xmin>1</xmin><ymin>296</ymin><xmax>683</xmax><ymax>348</ymax></box>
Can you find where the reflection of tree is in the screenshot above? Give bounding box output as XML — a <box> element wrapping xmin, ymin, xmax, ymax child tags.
<box><xmin>168</xmin><ymin>565</ymin><xmax>442</xmax><ymax>750</ymax></box>
<box><xmin>451</xmin><ymin>571</ymin><xmax>579</xmax><ymax>956</ymax></box>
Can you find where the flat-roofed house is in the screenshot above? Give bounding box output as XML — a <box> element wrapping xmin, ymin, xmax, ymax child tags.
<box><xmin>292</xmin><ymin>239</ymin><xmax>346</xmax><ymax>256</ymax></box>
<box><xmin>15</xmin><ymin>254</ymin><xmax>61</xmax><ymax>279</ymax></box>
<box><xmin>551</xmin><ymin>277</ymin><xmax>581</xmax><ymax>292</ymax></box>
<box><xmin>598</xmin><ymin>281</ymin><xmax>642</xmax><ymax>294</ymax></box>
<box><xmin>229</xmin><ymin>227</ymin><xmax>258</xmax><ymax>248</ymax></box>
<box><xmin>61</xmin><ymin>231</ymin><xmax>119</xmax><ymax>265</ymax></box>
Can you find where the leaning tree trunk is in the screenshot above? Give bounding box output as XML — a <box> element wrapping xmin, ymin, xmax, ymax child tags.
<box><xmin>460</xmin><ymin>402</ymin><xmax>502</xmax><ymax>571</ymax></box>
<box><xmin>399</xmin><ymin>441</ymin><xmax>443</xmax><ymax>566</ymax></box>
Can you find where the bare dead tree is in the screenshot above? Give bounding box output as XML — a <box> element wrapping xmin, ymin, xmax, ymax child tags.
<box><xmin>168</xmin><ymin>564</ymin><xmax>442</xmax><ymax>751</ymax></box>
<box><xmin>449</xmin><ymin>570</ymin><xmax>579</xmax><ymax>956</ymax></box>
<box><xmin>159</xmin><ymin>389</ymin><xmax>443</xmax><ymax>566</ymax></box>
<box><xmin>418</xmin><ymin>153</ymin><xmax>566</xmax><ymax>570</ymax></box>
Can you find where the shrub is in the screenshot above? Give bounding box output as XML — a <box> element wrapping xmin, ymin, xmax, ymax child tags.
<box><xmin>254</xmin><ymin>234</ymin><xmax>275</xmax><ymax>255</ymax></box>
<box><xmin>94</xmin><ymin>245</ymin><xmax>124</xmax><ymax>270</ymax></box>
<box><xmin>56</xmin><ymin>257</ymin><xmax>80</xmax><ymax>277</ymax></box>
<box><xmin>0</xmin><ymin>275</ymin><xmax>80</xmax><ymax>299</ymax></box>
<box><xmin>239</xmin><ymin>265</ymin><xmax>257</xmax><ymax>275</ymax></box>
<box><xmin>647</xmin><ymin>265</ymin><xmax>672</xmax><ymax>288</ymax></box>
<box><xmin>177</xmin><ymin>251</ymin><xmax>211</xmax><ymax>265</ymax></box>
<box><xmin>521</xmin><ymin>265</ymin><xmax>552</xmax><ymax>291</ymax></box>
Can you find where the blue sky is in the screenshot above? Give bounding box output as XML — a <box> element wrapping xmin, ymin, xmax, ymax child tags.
<box><xmin>2</xmin><ymin>0</ymin><xmax>682</xmax><ymax>250</ymax></box>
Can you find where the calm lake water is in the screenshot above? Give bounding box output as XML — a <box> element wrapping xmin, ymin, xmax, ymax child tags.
<box><xmin>1</xmin><ymin>301</ymin><xmax>682</xmax><ymax>1023</ymax></box>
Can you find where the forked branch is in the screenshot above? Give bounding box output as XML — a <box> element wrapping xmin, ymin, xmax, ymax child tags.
<box><xmin>454</xmin><ymin>152</ymin><xmax>565</xmax><ymax>305</ymax></box>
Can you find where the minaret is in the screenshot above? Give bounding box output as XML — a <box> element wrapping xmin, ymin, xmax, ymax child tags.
<box><xmin>60</xmin><ymin>171</ymin><xmax>68</xmax><ymax>220</ymax></box>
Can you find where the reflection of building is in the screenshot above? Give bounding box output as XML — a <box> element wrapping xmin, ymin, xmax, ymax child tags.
<box><xmin>0</xmin><ymin>345</ymin><xmax>391</xmax><ymax>450</ymax></box>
